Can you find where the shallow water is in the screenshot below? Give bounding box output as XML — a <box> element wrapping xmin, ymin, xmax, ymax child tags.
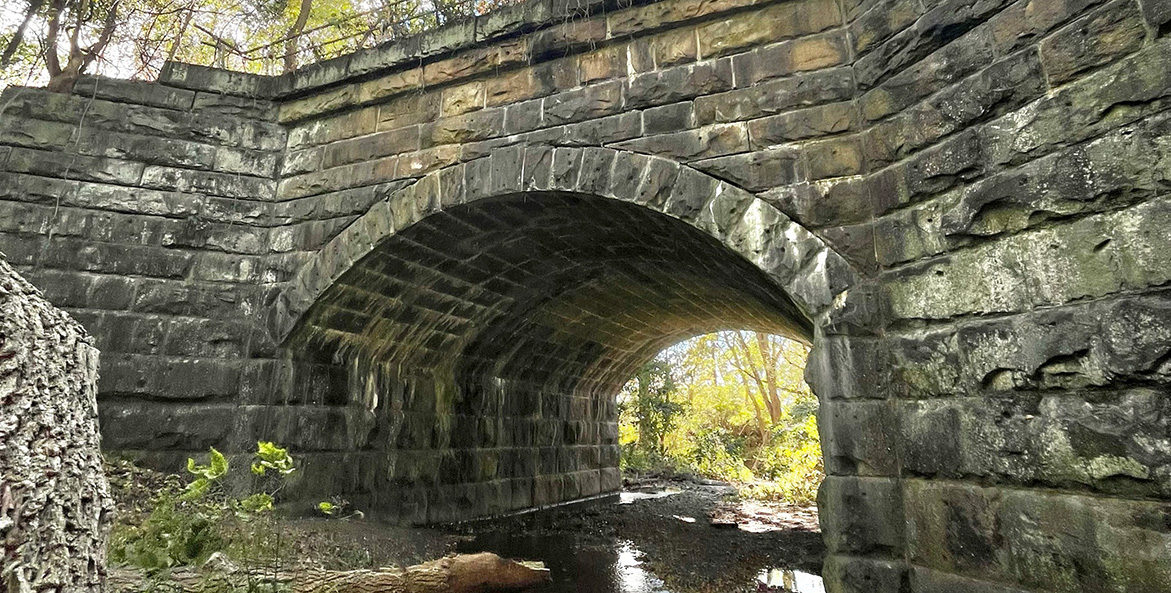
<box><xmin>456</xmin><ymin>530</ymin><xmax>823</xmax><ymax>593</ymax></box>
<box><xmin>618</xmin><ymin>489</ymin><xmax>682</xmax><ymax>504</ymax></box>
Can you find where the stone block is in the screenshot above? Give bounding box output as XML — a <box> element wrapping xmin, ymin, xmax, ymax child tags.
<box><xmin>563</xmin><ymin>112</ymin><xmax>642</xmax><ymax>146</ymax></box>
<box><xmin>806</xmin><ymin>336</ymin><xmax>893</xmax><ymax>400</ymax></box>
<box><xmin>642</xmin><ymin>102</ymin><xmax>694</xmax><ymax>135</ymax></box>
<box><xmin>910</xmin><ymin>567</ymin><xmax>1036</xmax><ymax>593</ymax></box>
<box><xmin>819</xmin><ymin>400</ymin><xmax>900</xmax><ymax>475</ymax></box>
<box><xmin>1140</xmin><ymin>0</ymin><xmax>1171</xmax><ymax>28</ymax></box>
<box><xmin>977</xmin><ymin>39</ymin><xmax>1171</xmax><ymax>167</ymax></box>
<box><xmin>822</xmin><ymin>555</ymin><xmax>908</xmax><ymax>593</ymax></box>
<box><xmin>214</xmin><ymin>146</ymin><xmax>278</xmax><ymax>177</ymax></box>
<box><xmin>421</xmin><ymin>109</ymin><xmax>505</xmax><ymax>148</ymax></box>
<box><xmin>504</xmin><ymin>99</ymin><xmax>544</xmax><ymax>135</ymax></box>
<box><xmin>529</xmin><ymin>16</ymin><xmax>606</xmax><ymax>60</ymax></box>
<box><xmin>694</xmin><ymin>67</ymin><xmax>853</xmax><ymax>125</ymax></box>
<box><xmin>575</xmin><ymin>147</ymin><xmax>616</xmax><ymax>197</ymax></box>
<box><xmin>192</xmin><ymin>92</ymin><xmax>278</xmax><ymax>120</ymax></box>
<box><xmin>944</xmin><ymin>108</ymin><xmax>1170</xmax><ymax>238</ymax></box>
<box><xmin>732</xmin><ymin>31</ymin><xmax>850</xmax><ymax>87</ymax></box>
<box><xmin>627</xmin><ymin>59</ymin><xmax>734</xmax><ymax>111</ymax></box>
<box><xmin>905</xmin><ymin>480</ymin><xmax>1171</xmax><ymax>592</ymax></box>
<box><xmin>613</xmin><ymin>124</ymin><xmax>748</xmax><ymax>162</ymax></box>
<box><xmin>848</xmin><ymin>0</ymin><xmax>924</xmax><ymax>56</ymax></box>
<box><xmin>1040</xmin><ymin>0</ymin><xmax>1147</xmax><ymax>87</ymax></box>
<box><xmin>696</xmin><ymin>0</ymin><xmax>841</xmax><ymax>58</ymax></box>
<box><xmin>0</xmin><ymin>118</ymin><xmax>77</xmax><ymax>150</ymax></box>
<box><xmin>858</xmin><ymin>26</ymin><xmax>994</xmax><ymax>122</ymax></box>
<box><xmin>648</xmin><ymin>27</ymin><xmax>699</xmax><ymax>68</ymax></box>
<box><xmin>578</xmin><ymin>45</ymin><xmax>627</xmax><ymax>83</ymax></box>
<box><xmin>189</xmin><ymin>112</ymin><xmax>285</xmax><ymax>152</ymax></box>
<box><xmin>74</xmin><ymin>128</ymin><xmax>216</xmax><ymax>170</ymax></box>
<box><xmin>819</xmin><ymin>476</ymin><xmax>906</xmax><ymax>554</ymax></box>
<box><xmin>99</xmin><ymin>399</ymin><xmax>235</xmax><ymax>450</ymax></box>
<box><xmin>749</xmin><ymin>101</ymin><xmax>856</xmax><ymax>145</ymax></box>
<box><xmin>802</xmin><ymin>135</ymin><xmax>866</xmax><ymax>180</ymax></box>
<box><xmin>692</xmin><ymin>148</ymin><xmax>801</xmax><ymax>192</ymax></box>
<box><xmin>663</xmin><ymin>167</ymin><xmax>720</xmax><ymax>222</ymax></box>
<box><xmin>355</xmin><ymin>68</ymin><xmax>423</xmax><ymax>104</ymax></box>
<box><xmin>440</xmin><ymin>81</ymin><xmax>486</xmax><ymax>117</ymax></box>
<box><xmin>987</xmin><ymin>0</ymin><xmax>1106</xmax><ymax>55</ymax></box>
<box><xmin>158</xmin><ymin>62</ymin><xmax>269</xmax><ymax>97</ymax></box>
<box><xmin>762</xmin><ymin>175</ymin><xmax>876</xmax><ymax>228</ymax></box>
<box><xmin>279</xmin><ymin>84</ymin><xmax>357</xmax><ymax>123</ymax></box>
<box><xmin>542</xmin><ymin>81</ymin><xmax>623</xmax><ymax>126</ymax></box>
<box><xmin>74</xmin><ymin>76</ymin><xmax>196</xmax><ymax>110</ymax></box>
<box><xmin>853</xmin><ymin>0</ymin><xmax>1016</xmax><ymax>90</ymax></box>
<box><xmin>322</xmin><ymin>126</ymin><xmax>420</xmax><ymax>169</ymax></box>
<box><xmin>4</xmin><ymin>147</ymin><xmax>144</xmax><ymax>186</ymax></box>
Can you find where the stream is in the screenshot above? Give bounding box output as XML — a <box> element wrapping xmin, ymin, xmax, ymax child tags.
<box><xmin>449</xmin><ymin>482</ymin><xmax>825</xmax><ymax>593</ymax></box>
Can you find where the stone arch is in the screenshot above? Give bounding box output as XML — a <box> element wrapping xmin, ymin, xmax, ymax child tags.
<box><xmin>267</xmin><ymin>145</ymin><xmax>860</xmax><ymax>522</ymax></box>
<box><xmin>272</xmin><ymin>146</ymin><xmax>857</xmax><ymax>349</ymax></box>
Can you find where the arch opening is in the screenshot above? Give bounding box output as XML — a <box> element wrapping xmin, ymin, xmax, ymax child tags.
<box><xmin>617</xmin><ymin>331</ymin><xmax>822</xmax><ymax>508</ymax></box>
<box><xmin>282</xmin><ymin>191</ymin><xmax>822</xmax><ymax>523</ymax></box>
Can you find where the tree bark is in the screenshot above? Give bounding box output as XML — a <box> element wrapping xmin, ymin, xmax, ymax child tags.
<box><xmin>283</xmin><ymin>0</ymin><xmax>314</xmax><ymax>73</ymax></box>
<box><xmin>108</xmin><ymin>553</ymin><xmax>550</xmax><ymax>593</ymax></box>
<box><xmin>0</xmin><ymin>257</ymin><xmax>112</xmax><ymax>593</ymax></box>
<box><xmin>0</xmin><ymin>0</ymin><xmax>45</xmax><ymax>68</ymax></box>
<box><xmin>44</xmin><ymin>0</ymin><xmax>120</xmax><ymax>93</ymax></box>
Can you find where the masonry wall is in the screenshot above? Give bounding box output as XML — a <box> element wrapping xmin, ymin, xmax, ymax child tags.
<box><xmin>1</xmin><ymin>0</ymin><xmax>1170</xmax><ymax>590</ymax></box>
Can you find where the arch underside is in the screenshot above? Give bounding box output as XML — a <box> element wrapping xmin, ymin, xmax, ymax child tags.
<box><xmin>281</xmin><ymin>192</ymin><xmax>813</xmax><ymax>521</ymax></box>
<box><xmin>288</xmin><ymin>192</ymin><xmax>812</xmax><ymax>398</ymax></box>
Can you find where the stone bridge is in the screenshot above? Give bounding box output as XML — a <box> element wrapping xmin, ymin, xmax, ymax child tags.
<box><xmin>2</xmin><ymin>0</ymin><xmax>1170</xmax><ymax>589</ymax></box>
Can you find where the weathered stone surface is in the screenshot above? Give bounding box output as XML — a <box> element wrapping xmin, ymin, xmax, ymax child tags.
<box><xmin>693</xmin><ymin>67</ymin><xmax>854</xmax><ymax>125</ymax></box>
<box><xmin>822</xmin><ymin>555</ymin><xmax>907</xmax><ymax>593</ymax></box>
<box><xmin>906</xmin><ymin>480</ymin><xmax>1171</xmax><ymax>593</ymax></box>
<box><xmin>1039</xmin><ymin>0</ymin><xmax>1147</xmax><ymax>86</ymax></box>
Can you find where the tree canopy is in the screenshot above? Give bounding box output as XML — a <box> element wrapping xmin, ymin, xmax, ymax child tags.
<box><xmin>0</xmin><ymin>0</ymin><xmax>515</xmax><ymax>91</ymax></box>
<box><xmin>618</xmin><ymin>331</ymin><xmax>823</xmax><ymax>504</ymax></box>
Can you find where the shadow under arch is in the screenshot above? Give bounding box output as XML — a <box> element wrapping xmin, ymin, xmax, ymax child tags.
<box><xmin>269</xmin><ymin>146</ymin><xmax>858</xmax><ymax>523</ymax></box>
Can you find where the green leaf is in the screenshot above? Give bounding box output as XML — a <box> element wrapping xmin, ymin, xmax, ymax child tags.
<box><xmin>208</xmin><ymin>448</ymin><xmax>228</xmax><ymax>478</ymax></box>
<box><xmin>238</xmin><ymin>493</ymin><xmax>274</xmax><ymax>513</ymax></box>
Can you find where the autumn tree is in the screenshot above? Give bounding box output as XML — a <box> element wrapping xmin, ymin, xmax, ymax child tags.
<box><xmin>0</xmin><ymin>0</ymin><xmax>523</xmax><ymax>90</ymax></box>
<box><xmin>618</xmin><ymin>331</ymin><xmax>822</xmax><ymax>502</ymax></box>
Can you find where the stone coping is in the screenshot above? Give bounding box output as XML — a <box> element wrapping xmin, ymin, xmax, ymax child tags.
<box><xmin>155</xmin><ymin>0</ymin><xmax>781</xmax><ymax>100</ymax></box>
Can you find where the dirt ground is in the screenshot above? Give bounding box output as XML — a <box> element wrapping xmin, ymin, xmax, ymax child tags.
<box><xmin>110</xmin><ymin>465</ymin><xmax>824</xmax><ymax>593</ymax></box>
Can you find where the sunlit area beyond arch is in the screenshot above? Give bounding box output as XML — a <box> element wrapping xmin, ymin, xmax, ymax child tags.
<box><xmin>618</xmin><ymin>331</ymin><xmax>822</xmax><ymax>507</ymax></box>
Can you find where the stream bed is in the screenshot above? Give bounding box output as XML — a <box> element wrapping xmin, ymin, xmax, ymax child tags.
<box><xmin>448</xmin><ymin>481</ymin><xmax>825</xmax><ymax>593</ymax></box>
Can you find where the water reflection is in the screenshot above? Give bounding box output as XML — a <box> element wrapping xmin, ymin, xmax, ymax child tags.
<box><xmin>618</xmin><ymin>489</ymin><xmax>681</xmax><ymax>504</ymax></box>
<box><xmin>757</xmin><ymin>568</ymin><xmax>825</xmax><ymax>593</ymax></box>
<box><xmin>457</xmin><ymin>531</ymin><xmax>822</xmax><ymax>593</ymax></box>
<box><xmin>615</xmin><ymin>541</ymin><xmax>671</xmax><ymax>593</ymax></box>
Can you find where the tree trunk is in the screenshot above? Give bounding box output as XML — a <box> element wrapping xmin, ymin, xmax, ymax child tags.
<box><xmin>0</xmin><ymin>257</ymin><xmax>112</xmax><ymax>593</ymax></box>
<box><xmin>0</xmin><ymin>0</ymin><xmax>45</xmax><ymax>68</ymax></box>
<box><xmin>283</xmin><ymin>0</ymin><xmax>314</xmax><ymax>73</ymax></box>
<box><xmin>107</xmin><ymin>553</ymin><xmax>550</xmax><ymax>593</ymax></box>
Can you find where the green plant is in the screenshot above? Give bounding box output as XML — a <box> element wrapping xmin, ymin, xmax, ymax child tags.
<box><xmin>109</xmin><ymin>441</ymin><xmax>298</xmax><ymax>572</ymax></box>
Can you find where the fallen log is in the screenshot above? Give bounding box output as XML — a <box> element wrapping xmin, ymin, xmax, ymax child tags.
<box><xmin>108</xmin><ymin>552</ymin><xmax>551</xmax><ymax>593</ymax></box>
